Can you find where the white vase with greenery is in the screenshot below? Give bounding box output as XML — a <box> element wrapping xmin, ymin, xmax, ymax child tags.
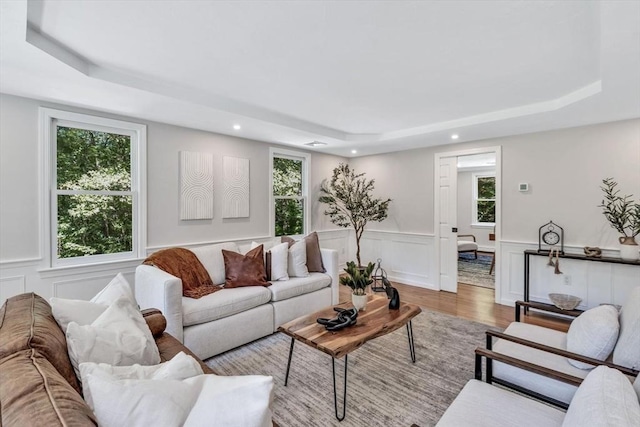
<box><xmin>599</xmin><ymin>178</ymin><xmax>640</xmax><ymax>261</ymax></box>
<box><xmin>340</xmin><ymin>261</ymin><xmax>375</xmax><ymax>311</ymax></box>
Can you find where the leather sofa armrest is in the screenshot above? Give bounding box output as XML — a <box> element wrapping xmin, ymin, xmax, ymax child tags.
<box><xmin>142</xmin><ymin>308</ymin><xmax>167</xmax><ymax>337</ymax></box>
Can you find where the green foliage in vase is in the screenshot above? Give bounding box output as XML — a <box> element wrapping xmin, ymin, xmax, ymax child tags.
<box><xmin>319</xmin><ymin>163</ymin><xmax>391</xmax><ymax>266</ymax></box>
<box><xmin>599</xmin><ymin>178</ymin><xmax>640</xmax><ymax>238</ymax></box>
<box><xmin>273</xmin><ymin>157</ymin><xmax>304</xmax><ymax>236</ymax></box>
<box><xmin>56</xmin><ymin>127</ymin><xmax>133</xmax><ymax>258</ymax></box>
<box><xmin>340</xmin><ymin>261</ymin><xmax>375</xmax><ymax>296</ymax></box>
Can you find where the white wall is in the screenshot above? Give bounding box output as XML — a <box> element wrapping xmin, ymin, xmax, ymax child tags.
<box><xmin>0</xmin><ymin>93</ymin><xmax>347</xmax><ymax>301</ymax></box>
<box><xmin>350</xmin><ymin>118</ymin><xmax>640</xmax><ymax>306</ymax></box>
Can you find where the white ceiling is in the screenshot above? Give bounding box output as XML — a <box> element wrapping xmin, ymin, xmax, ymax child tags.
<box><xmin>1</xmin><ymin>1</ymin><xmax>639</xmax><ymax>157</ymax></box>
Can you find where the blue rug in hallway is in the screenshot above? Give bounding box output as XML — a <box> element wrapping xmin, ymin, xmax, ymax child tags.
<box><xmin>458</xmin><ymin>253</ymin><xmax>494</xmax><ymax>289</ymax></box>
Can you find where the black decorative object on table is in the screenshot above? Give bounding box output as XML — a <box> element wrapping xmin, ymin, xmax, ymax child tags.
<box><xmin>317</xmin><ymin>307</ymin><xmax>359</xmax><ymax>331</ymax></box>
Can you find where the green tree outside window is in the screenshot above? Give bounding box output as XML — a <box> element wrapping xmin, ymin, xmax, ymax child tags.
<box><xmin>56</xmin><ymin>126</ymin><xmax>133</xmax><ymax>259</ymax></box>
<box><xmin>273</xmin><ymin>157</ymin><xmax>304</xmax><ymax>236</ymax></box>
<box><xmin>476</xmin><ymin>175</ymin><xmax>496</xmax><ymax>223</ymax></box>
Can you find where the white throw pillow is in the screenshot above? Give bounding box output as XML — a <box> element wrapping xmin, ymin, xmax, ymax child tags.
<box><xmin>50</xmin><ymin>298</ymin><xmax>108</xmax><ymax>333</ymax></box>
<box><xmin>84</xmin><ymin>372</ymin><xmax>196</xmax><ymax>427</ymax></box>
<box><xmin>270</xmin><ymin>242</ymin><xmax>289</xmax><ymax>281</ymax></box>
<box><xmin>562</xmin><ymin>365</ymin><xmax>640</xmax><ymax>427</ymax></box>
<box><xmin>91</xmin><ymin>273</ymin><xmax>136</xmax><ymax>306</ymax></box>
<box><xmin>80</xmin><ymin>351</ymin><xmax>204</xmax><ymax>410</ymax></box>
<box><xmin>566</xmin><ymin>305</ymin><xmax>620</xmax><ymax>369</ymax></box>
<box><xmin>83</xmin><ymin>367</ymin><xmax>274</xmax><ymax>427</ymax></box>
<box><xmin>190</xmin><ymin>242</ymin><xmax>239</xmax><ymax>285</ymax></box>
<box><xmin>287</xmin><ymin>239</ymin><xmax>309</xmax><ymax>278</ymax></box>
<box><xmin>613</xmin><ymin>286</ymin><xmax>640</xmax><ymax>370</ymax></box>
<box><xmin>66</xmin><ymin>296</ymin><xmax>160</xmax><ymax>378</ymax></box>
<box><xmin>184</xmin><ymin>374</ymin><xmax>274</xmax><ymax>427</ymax></box>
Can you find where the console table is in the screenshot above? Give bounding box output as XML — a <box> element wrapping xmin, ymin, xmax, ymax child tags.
<box><xmin>522</xmin><ymin>249</ymin><xmax>640</xmax><ymax>316</ymax></box>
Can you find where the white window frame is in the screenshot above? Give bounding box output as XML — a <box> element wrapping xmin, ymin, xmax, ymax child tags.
<box><xmin>472</xmin><ymin>172</ymin><xmax>496</xmax><ymax>227</ymax></box>
<box><xmin>269</xmin><ymin>147</ymin><xmax>310</xmax><ymax>238</ymax></box>
<box><xmin>40</xmin><ymin>108</ymin><xmax>147</xmax><ymax>268</ymax></box>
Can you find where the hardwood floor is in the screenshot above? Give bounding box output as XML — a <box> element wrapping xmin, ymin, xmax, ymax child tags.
<box><xmin>339</xmin><ymin>281</ymin><xmax>571</xmax><ymax>332</ymax></box>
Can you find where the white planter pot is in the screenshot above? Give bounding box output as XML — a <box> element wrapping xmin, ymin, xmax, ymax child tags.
<box><xmin>352</xmin><ymin>293</ymin><xmax>368</xmax><ymax>311</ymax></box>
<box><xmin>619</xmin><ymin>236</ymin><xmax>639</xmax><ymax>261</ymax></box>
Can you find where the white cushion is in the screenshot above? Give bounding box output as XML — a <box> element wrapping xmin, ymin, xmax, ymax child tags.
<box><xmin>493</xmin><ymin>322</ymin><xmax>587</xmax><ymax>405</ymax></box>
<box><xmin>182</xmin><ymin>286</ymin><xmax>272</xmax><ymax>326</ymax></box>
<box><xmin>562</xmin><ymin>366</ymin><xmax>640</xmax><ymax>427</ymax></box>
<box><xmin>633</xmin><ymin>374</ymin><xmax>640</xmax><ymax>402</ymax></box>
<box><xmin>436</xmin><ymin>380</ymin><xmax>565</xmax><ymax>427</ymax></box>
<box><xmin>83</xmin><ymin>365</ymin><xmax>274</xmax><ymax>427</ymax></box>
<box><xmin>80</xmin><ymin>351</ymin><xmax>204</xmax><ymax>409</ymax></box>
<box><xmin>269</xmin><ymin>242</ymin><xmax>289</xmax><ymax>281</ymax></box>
<box><xmin>288</xmin><ymin>239</ymin><xmax>309</xmax><ymax>278</ymax></box>
<box><xmin>613</xmin><ymin>286</ymin><xmax>640</xmax><ymax>370</ymax></box>
<box><xmin>190</xmin><ymin>242</ymin><xmax>239</xmax><ymax>285</ymax></box>
<box><xmin>458</xmin><ymin>241</ymin><xmax>478</xmax><ymax>252</ymax></box>
<box><xmin>269</xmin><ymin>273</ymin><xmax>332</xmax><ymax>302</ymax></box>
<box><xmin>50</xmin><ymin>298</ymin><xmax>107</xmax><ymax>332</ymax></box>
<box><xmin>66</xmin><ymin>296</ymin><xmax>160</xmax><ymax>378</ymax></box>
<box><xmin>566</xmin><ymin>305</ymin><xmax>620</xmax><ymax>369</ymax></box>
<box><xmin>91</xmin><ymin>273</ymin><xmax>136</xmax><ymax>306</ymax></box>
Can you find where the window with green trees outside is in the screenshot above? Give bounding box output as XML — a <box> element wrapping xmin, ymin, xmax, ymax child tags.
<box><xmin>55</xmin><ymin>126</ymin><xmax>134</xmax><ymax>259</ymax></box>
<box><xmin>273</xmin><ymin>156</ymin><xmax>305</xmax><ymax>236</ymax></box>
<box><xmin>474</xmin><ymin>174</ymin><xmax>496</xmax><ymax>224</ymax></box>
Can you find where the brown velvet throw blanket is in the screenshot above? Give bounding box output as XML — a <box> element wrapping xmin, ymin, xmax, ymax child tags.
<box><xmin>143</xmin><ymin>248</ymin><xmax>221</xmax><ymax>299</ymax></box>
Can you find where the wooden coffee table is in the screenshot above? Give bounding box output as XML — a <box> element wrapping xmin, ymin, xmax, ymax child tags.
<box><xmin>277</xmin><ymin>295</ymin><xmax>422</xmax><ymax>421</ymax></box>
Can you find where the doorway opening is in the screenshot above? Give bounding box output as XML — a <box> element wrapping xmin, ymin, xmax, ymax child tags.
<box><xmin>456</xmin><ymin>153</ymin><xmax>496</xmax><ymax>292</ymax></box>
<box><xmin>434</xmin><ymin>146</ymin><xmax>501</xmax><ymax>303</ymax></box>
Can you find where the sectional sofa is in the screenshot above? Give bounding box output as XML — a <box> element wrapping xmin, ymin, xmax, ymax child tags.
<box><xmin>135</xmin><ymin>241</ymin><xmax>339</xmax><ymax>360</ymax></box>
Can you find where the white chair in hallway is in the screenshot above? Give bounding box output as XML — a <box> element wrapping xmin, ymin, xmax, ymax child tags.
<box><xmin>457</xmin><ymin>234</ymin><xmax>478</xmax><ymax>259</ymax></box>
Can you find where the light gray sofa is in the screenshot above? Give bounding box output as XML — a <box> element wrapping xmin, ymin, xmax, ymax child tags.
<box><xmin>135</xmin><ymin>241</ymin><xmax>339</xmax><ymax>360</ymax></box>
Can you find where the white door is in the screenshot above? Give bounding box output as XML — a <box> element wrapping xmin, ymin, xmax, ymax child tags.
<box><xmin>438</xmin><ymin>156</ymin><xmax>458</xmax><ymax>293</ymax></box>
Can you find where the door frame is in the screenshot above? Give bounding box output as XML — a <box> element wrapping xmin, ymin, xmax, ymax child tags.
<box><xmin>433</xmin><ymin>146</ymin><xmax>502</xmax><ymax>303</ymax></box>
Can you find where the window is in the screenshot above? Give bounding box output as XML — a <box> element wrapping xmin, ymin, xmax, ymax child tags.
<box><xmin>473</xmin><ymin>173</ymin><xmax>496</xmax><ymax>225</ymax></box>
<box><xmin>41</xmin><ymin>108</ymin><xmax>146</xmax><ymax>267</ymax></box>
<box><xmin>270</xmin><ymin>148</ymin><xmax>310</xmax><ymax>237</ymax></box>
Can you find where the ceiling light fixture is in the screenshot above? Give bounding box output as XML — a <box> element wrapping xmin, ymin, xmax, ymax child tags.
<box><xmin>351</xmin><ymin>149</ymin><xmax>357</xmax><ymax>154</ymax></box>
<box><xmin>451</xmin><ymin>134</ymin><xmax>459</xmax><ymax>140</ymax></box>
<box><xmin>305</xmin><ymin>141</ymin><xmax>327</xmax><ymax>147</ymax></box>
<box><xmin>233</xmin><ymin>124</ymin><xmax>241</xmax><ymax>130</ymax></box>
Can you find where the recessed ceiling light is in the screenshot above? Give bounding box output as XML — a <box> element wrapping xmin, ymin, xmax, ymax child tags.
<box><xmin>305</xmin><ymin>141</ymin><xmax>327</xmax><ymax>147</ymax></box>
<box><xmin>451</xmin><ymin>134</ymin><xmax>459</xmax><ymax>140</ymax></box>
<box><xmin>351</xmin><ymin>149</ymin><xmax>357</xmax><ymax>154</ymax></box>
<box><xmin>233</xmin><ymin>124</ymin><xmax>241</xmax><ymax>130</ymax></box>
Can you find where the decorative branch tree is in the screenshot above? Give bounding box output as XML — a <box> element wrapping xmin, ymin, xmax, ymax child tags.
<box><xmin>319</xmin><ymin>163</ymin><xmax>391</xmax><ymax>266</ymax></box>
<box><xmin>599</xmin><ymin>178</ymin><xmax>640</xmax><ymax>238</ymax></box>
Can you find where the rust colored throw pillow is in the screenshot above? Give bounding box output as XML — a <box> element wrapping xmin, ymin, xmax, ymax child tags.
<box><xmin>143</xmin><ymin>248</ymin><xmax>221</xmax><ymax>299</ymax></box>
<box><xmin>222</xmin><ymin>245</ymin><xmax>270</xmax><ymax>288</ymax></box>
<box><xmin>282</xmin><ymin>231</ymin><xmax>326</xmax><ymax>273</ymax></box>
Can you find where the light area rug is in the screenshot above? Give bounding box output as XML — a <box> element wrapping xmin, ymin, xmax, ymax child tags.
<box><xmin>458</xmin><ymin>253</ymin><xmax>495</xmax><ymax>289</ymax></box>
<box><xmin>206</xmin><ymin>309</ymin><xmax>501</xmax><ymax>427</ymax></box>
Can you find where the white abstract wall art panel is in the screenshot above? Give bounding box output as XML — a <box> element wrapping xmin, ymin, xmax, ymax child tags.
<box><xmin>180</xmin><ymin>151</ymin><xmax>214</xmax><ymax>220</ymax></box>
<box><xmin>223</xmin><ymin>156</ymin><xmax>250</xmax><ymax>218</ymax></box>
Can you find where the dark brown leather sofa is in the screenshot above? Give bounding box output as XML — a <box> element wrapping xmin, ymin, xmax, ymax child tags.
<box><xmin>0</xmin><ymin>293</ymin><xmax>215</xmax><ymax>426</ymax></box>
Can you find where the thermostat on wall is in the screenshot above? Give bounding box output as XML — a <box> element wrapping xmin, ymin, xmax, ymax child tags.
<box><xmin>519</xmin><ymin>183</ymin><xmax>529</xmax><ymax>192</ymax></box>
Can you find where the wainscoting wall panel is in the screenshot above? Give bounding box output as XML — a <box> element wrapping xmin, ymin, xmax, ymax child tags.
<box><xmin>499</xmin><ymin>240</ymin><xmax>638</xmax><ymax>308</ymax></box>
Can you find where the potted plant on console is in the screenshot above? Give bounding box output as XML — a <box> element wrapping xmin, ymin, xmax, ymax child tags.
<box><xmin>319</xmin><ymin>163</ymin><xmax>391</xmax><ymax>267</ymax></box>
<box><xmin>599</xmin><ymin>177</ymin><xmax>640</xmax><ymax>261</ymax></box>
<box><xmin>341</xmin><ymin>261</ymin><xmax>375</xmax><ymax>311</ymax></box>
